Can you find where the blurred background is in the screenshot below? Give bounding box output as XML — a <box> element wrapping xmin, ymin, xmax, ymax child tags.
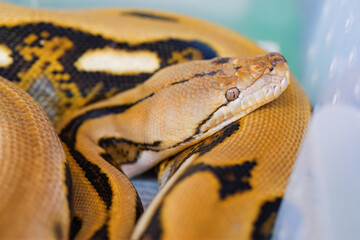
<box><xmin>3</xmin><ymin>0</ymin><xmax>359</xmax><ymax>239</ymax></box>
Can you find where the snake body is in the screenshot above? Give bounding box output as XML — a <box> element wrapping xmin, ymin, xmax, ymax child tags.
<box><xmin>0</xmin><ymin>3</ymin><xmax>311</xmax><ymax>239</ymax></box>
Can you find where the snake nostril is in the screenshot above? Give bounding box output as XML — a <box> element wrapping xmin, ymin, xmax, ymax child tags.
<box><xmin>270</xmin><ymin>56</ymin><xmax>287</xmax><ymax>67</ymax></box>
<box><xmin>268</xmin><ymin>52</ymin><xmax>287</xmax><ymax>67</ymax></box>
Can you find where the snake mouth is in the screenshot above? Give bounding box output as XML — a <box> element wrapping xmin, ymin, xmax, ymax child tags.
<box><xmin>198</xmin><ymin>68</ymin><xmax>290</xmax><ymax>135</ymax></box>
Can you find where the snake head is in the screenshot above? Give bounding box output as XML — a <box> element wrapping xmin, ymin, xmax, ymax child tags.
<box><xmin>130</xmin><ymin>52</ymin><xmax>290</xmax><ymax>149</ymax></box>
<box><xmin>98</xmin><ymin>52</ymin><xmax>291</xmax><ymax>176</ymax></box>
<box><xmin>196</xmin><ymin>52</ymin><xmax>290</xmax><ymax>134</ymax></box>
<box><xmin>100</xmin><ymin>52</ymin><xmax>291</xmax><ymax>176</ymax></box>
<box><xmin>141</xmin><ymin>53</ymin><xmax>290</xmax><ymax>143</ymax></box>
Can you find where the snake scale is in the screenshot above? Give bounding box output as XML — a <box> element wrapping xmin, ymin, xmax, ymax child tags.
<box><xmin>0</xmin><ymin>2</ymin><xmax>311</xmax><ymax>240</ymax></box>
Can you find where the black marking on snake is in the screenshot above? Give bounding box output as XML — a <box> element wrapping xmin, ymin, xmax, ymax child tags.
<box><xmin>142</xmin><ymin>158</ymin><xmax>256</xmax><ymax>237</ymax></box>
<box><xmin>171</xmin><ymin>79</ymin><xmax>189</xmax><ymax>85</ymax></box>
<box><xmin>136</xmin><ymin>194</ymin><xmax>145</xmax><ymax>222</ymax></box>
<box><xmin>252</xmin><ymin>197</ymin><xmax>282</xmax><ymax>240</ymax></box>
<box><xmin>100</xmin><ymin>153</ymin><xmax>117</xmax><ymax>168</ymax></box>
<box><xmin>99</xmin><ymin>137</ymin><xmax>161</xmax><ymax>166</ymax></box>
<box><xmin>59</xmin><ymin>93</ymin><xmax>154</xmax><ymax>215</ymax></box>
<box><xmin>140</xmin><ymin>122</ymin><xmax>241</xmax><ymax>237</ymax></box>
<box><xmin>0</xmin><ymin>23</ymin><xmax>217</xmax><ymax>112</ymax></box>
<box><xmin>194</xmin><ymin>70</ymin><xmax>221</xmax><ymax>78</ymax></box>
<box><xmin>235</xmin><ymin>66</ymin><xmax>242</xmax><ymax>70</ymax></box>
<box><xmin>123</xmin><ymin>11</ymin><xmax>177</xmax><ymax>22</ymax></box>
<box><xmin>63</xmin><ymin>88</ymin><xmax>74</xmax><ymax>98</ymax></box>
<box><xmin>183</xmin><ymin>51</ymin><xmax>195</xmax><ymax>61</ymax></box>
<box><xmin>211</xmin><ymin>57</ymin><xmax>231</xmax><ymax>64</ymax></box>
<box><xmin>64</xmin><ymin>162</ymin><xmax>74</xmax><ymax>219</ymax></box>
<box><xmin>139</xmin><ymin>207</ymin><xmax>162</xmax><ymax>240</ymax></box>
<box><xmin>171</xmin><ymin>69</ymin><xmax>223</xmax><ymax>85</ymax></box>
<box><xmin>90</xmin><ymin>222</ymin><xmax>109</xmax><ymax>240</ymax></box>
<box><xmin>194</xmin><ymin>103</ymin><xmax>228</xmax><ymax>135</ymax></box>
<box><xmin>177</xmin><ymin>160</ymin><xmax>257</xmax><ymax>199</ymax></box>
<box><xmin>54</xmin><ymin>222</ymin><xmax>64</xmax><ymax>240</ymax></box>
<box><xmin>163</xmin><ymin>102</ymin><xmax>229</xmax><ymax>152</ymax></box>
<box><xmin>60</xmin><ymin>92</ymin><xmax>154</xmax><ymax>148</ymax></box>
<box><xmin>164</xmin><ymin>136</ymin><xmax>195</xmax><ymax>153</ymax></box>
<box><xmin>70</xmin><ymin>216</ymin><xmax>83</xmax><ymax>240</ymax></box>
<box><xmin>69</xmin><ymin>148</ymin><xmax>113</xmax><ymax>210</ymax></box>
<box><xmin>165</xmin><ymin>121</ymin><xmax>240</xmax><ymax>182</ymax></box>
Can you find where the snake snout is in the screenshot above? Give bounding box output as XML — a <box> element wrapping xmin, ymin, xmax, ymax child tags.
<box><xmin>268</xmin><ymin>52</ymin><xmax>287</xmax><ymax>67</ymax></box>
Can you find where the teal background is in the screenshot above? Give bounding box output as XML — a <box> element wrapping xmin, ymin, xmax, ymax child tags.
<box><xmin>2</xmin><ymin>0</ymin><xmax>301</xmax><ymax>77</ymax></box>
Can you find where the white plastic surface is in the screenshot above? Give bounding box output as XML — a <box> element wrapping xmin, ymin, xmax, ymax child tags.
<box><xmin>301</xmin><ymin>0</ymin><xmax>360</xmax><ymax>108</ymax></box>
<box><xmin>273</xmin><ymin>105</ymin><xmax>360</xmax><ymax>240</ymax></box>
<box><xmin>274</xmin><ymin>0</ymin><xmax>360</xmax><ymax>239</ymax></box>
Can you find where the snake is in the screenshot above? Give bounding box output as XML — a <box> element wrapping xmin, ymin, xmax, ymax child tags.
<box><xmin>0</xmin><ymin>2</ymin><xmax>311</xmax><ymax>240</ymax></box>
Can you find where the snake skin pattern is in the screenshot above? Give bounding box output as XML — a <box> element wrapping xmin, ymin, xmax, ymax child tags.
<box><xmin>0</xmin><ymin>3</ymin><xmax>311</xmax><ymax>239</ymax></box>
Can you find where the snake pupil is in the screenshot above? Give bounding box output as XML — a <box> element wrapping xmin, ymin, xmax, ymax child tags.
<box><xmin>225</xmin><ymin>87</ymin><xmax>240</xmax><ymax>101</ymax></box>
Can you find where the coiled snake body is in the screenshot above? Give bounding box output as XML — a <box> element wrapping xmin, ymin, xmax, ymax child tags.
<box><xmin>0</xmin><ymin>3</ymin><xmax>311</xmax><ymax>239</ymax></box>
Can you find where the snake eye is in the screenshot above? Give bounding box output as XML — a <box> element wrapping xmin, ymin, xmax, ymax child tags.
<box><xmin>225</xmin><ymin>87</ymin><xmax>240</xmax><ymax>101</ymax></box>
